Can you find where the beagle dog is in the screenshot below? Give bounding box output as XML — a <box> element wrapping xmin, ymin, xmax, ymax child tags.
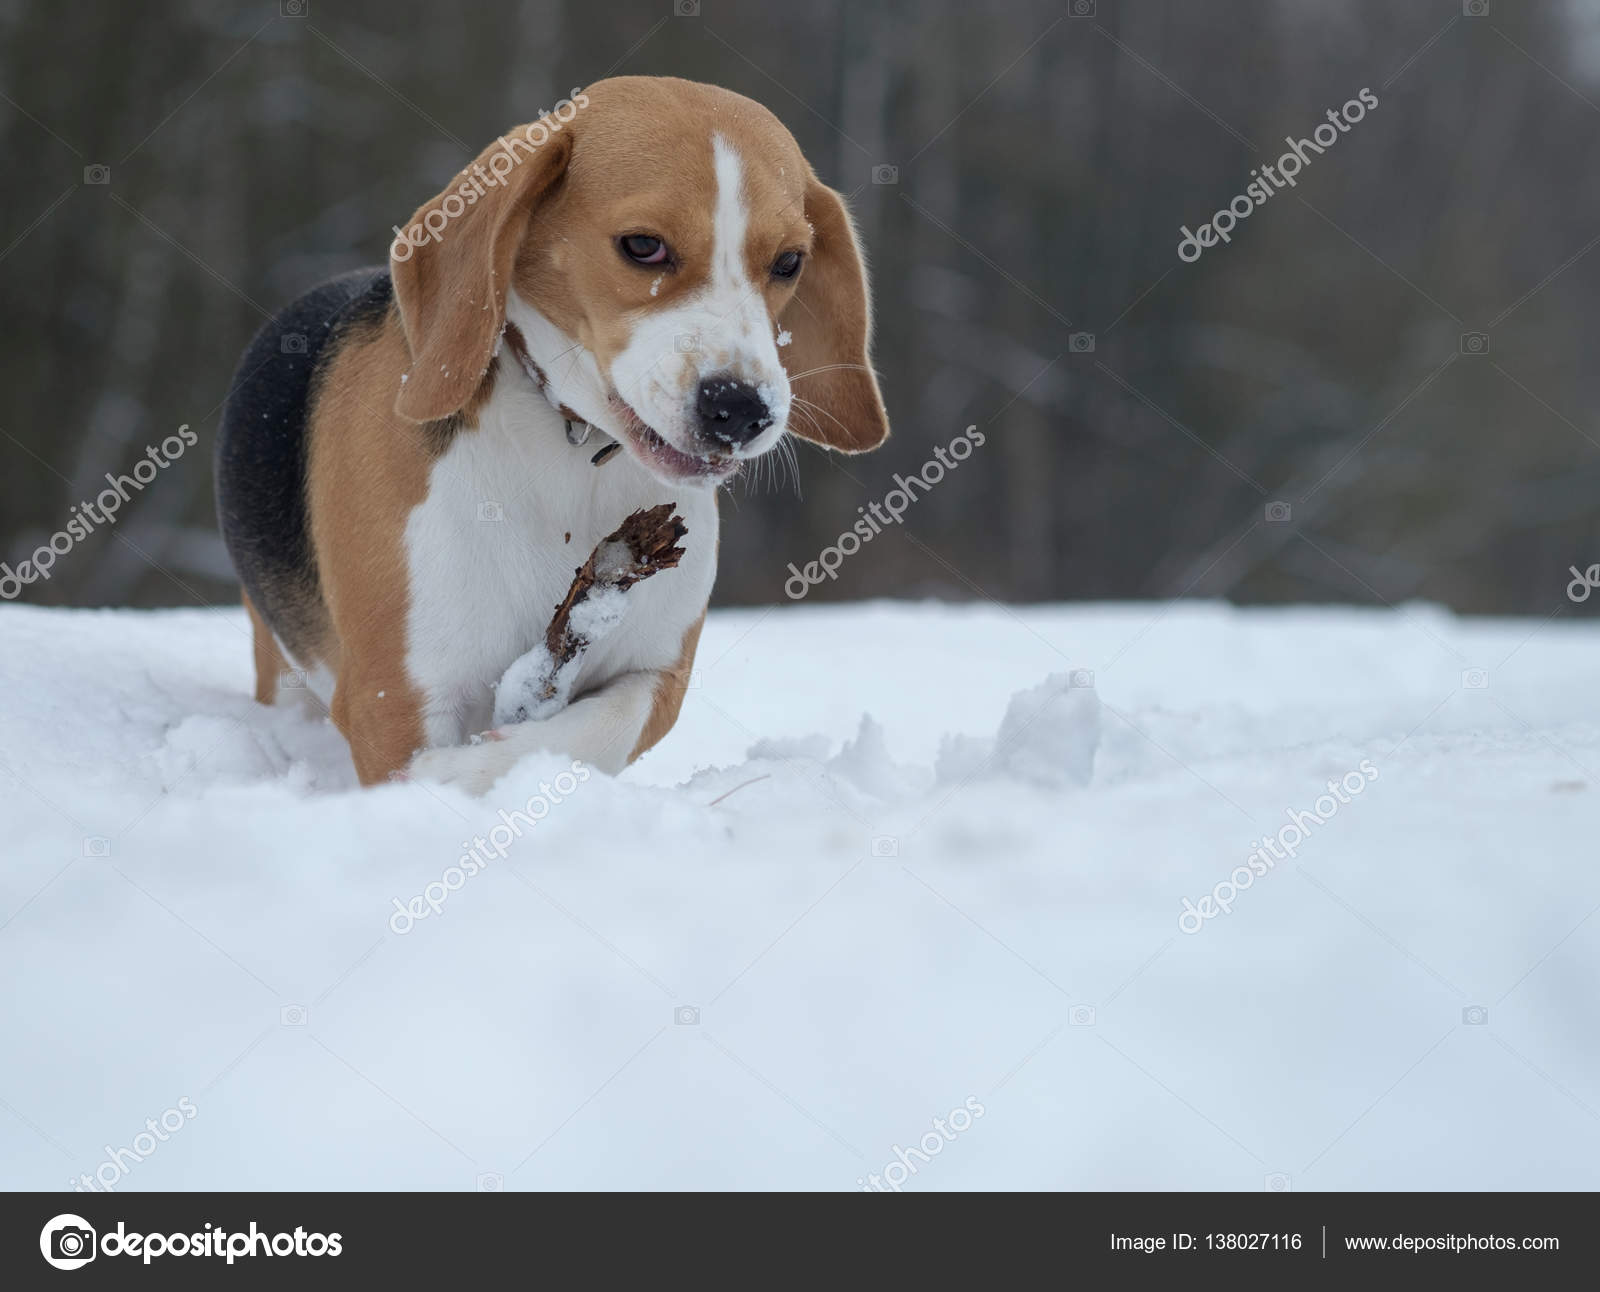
<box><xmin>215</xmin><ymin>76</ymin><xmax>889</xmax><ymax>792</ymax></box>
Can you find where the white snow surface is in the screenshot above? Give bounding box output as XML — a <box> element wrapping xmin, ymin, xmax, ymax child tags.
<box><xmin>1</xmin><ymin>598</ymin><xmax>1598</xmax><ymax>1191</ymax></box>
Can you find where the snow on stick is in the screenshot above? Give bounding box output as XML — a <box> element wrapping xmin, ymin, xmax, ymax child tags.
<box><xmin>492</xmin><ymin>504</ymin><xmax>688</xmax><ymax>727</ymax></box>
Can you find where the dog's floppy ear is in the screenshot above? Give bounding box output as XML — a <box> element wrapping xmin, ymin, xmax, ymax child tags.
<box><xmin>390</xmin><ymin>129</ymin><xmax>572</xmax><ymax>423</ymax></box>
<box><xmin>779</xmin><ymin>178</ymin><xmax>890</xmax><ymax>452</ymax></box>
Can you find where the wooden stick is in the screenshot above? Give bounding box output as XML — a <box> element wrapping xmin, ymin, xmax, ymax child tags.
<box><xmin>493</xmin><ymin>504</ymin><xmax>688</xmax><ymax>726</ymax></box>
<box><xmin>543</xmin><ymin>503</ymin><xmax>686</xmax><ymax>667</ymax></box>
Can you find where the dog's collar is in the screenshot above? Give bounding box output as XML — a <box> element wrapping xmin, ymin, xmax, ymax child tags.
<box><xmin>501</xmin><ymin>322</ymin><xmax>621</xmax><ymax>467</ymax></box>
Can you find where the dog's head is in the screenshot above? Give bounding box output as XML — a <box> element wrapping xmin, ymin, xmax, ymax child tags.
<box><xmin>389</xmin><ymin>76</ymin><xmax>888</xmax><ymax>485</ymax></box>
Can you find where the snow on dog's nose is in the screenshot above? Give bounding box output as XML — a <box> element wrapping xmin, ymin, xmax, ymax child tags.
<box><xmin>696</xmin><ymin>376</ymin><xmax>773</xmax><ymax>449</ymax></box>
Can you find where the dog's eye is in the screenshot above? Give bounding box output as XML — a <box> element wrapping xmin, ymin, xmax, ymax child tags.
<box><xmin>771</xmin><ymin>250</ymin><xmax>803</xmax><ymax>280</ymax></box>
<box><xmin>620</xmin><ymin>234</ymin><xmax>669</xmax><ymax>266</ymax></box>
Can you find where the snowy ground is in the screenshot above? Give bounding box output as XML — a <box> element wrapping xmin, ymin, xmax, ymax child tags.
<box><xmin>1</xmin><ymin>597</ymin><xmax>1598</xmax><ymax>1191</ymax></box>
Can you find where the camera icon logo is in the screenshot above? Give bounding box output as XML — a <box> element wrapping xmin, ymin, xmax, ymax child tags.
<box><xmin>281</xmin><ymin>333</ymin><xmax>308</xmax><ymax>355</ymax></box>
<box><xmin>1463</xmin><ymin>0</ymin><xmax>1489</xmax><ymax>16</ymax></box>
<box><xmin>1265</xmin><ymin>500</ymin><xmax>1292</xmax><ymax>523</ymax></box>
<box><xmin>1069</xmin><ymin>1004</ymin><xmax>1096</xmax><ymax>1027</ymax></box>
<box><xmin>280</xmin><ymin>1004</ymin><xmax>308</xmax><ymax>1026</ymax></box>
<box><xmin>279</xmin><ymin>667</ymin><xmax>306</xmax><ymax>690</ymax></box>
<box><xmin>1461</xmin><ymin>668</ymin><xmax>1489</xmax><ymax>690</ymax></box>
<box><xmin>82</xmin><ymin>836</ymin><xmax>111</xmax><ymax>858</ymax></box>
<box><xmin>674</xmin><ymin>1005</ymin><xmax>700</xmax><ymax>1026</ymax></box>
<box><xmin>281</xmin><ymin>0</ymin><xmax>309</xmax><ymax>16</ymax></box>
<box><xmin>40</xmin><ymin>1214</ymin><xmax>97</xmax><ymax>1270</ymax></box>
<box><xmin>1068</xmin><ymin>331</ymin><xmax>1096</xmax><ymax>353</ymax></box>
<box><xmin>1460</xmin><ymin>331</ymin><xmax>1490</xmax><ymax>355</ymax></box>
<box><xmin>674</xmin><ymin>333</ymin><xmax>700</xmax><ymax>353</ymax></box>
<box><xmin>871</xmin><ymin>164</ymin><xmax>899</xmax><ymax>185</ymax></box>
<box><xmin>1070</xmin><ymin>0</ymin><xmax>1097</xmax><ymax>15</ymax></box>
<box><xmin>1264</xmin><ymin>1172</ymin><xmax>1291</xmax><ymax>1192</ymax></box>
<box><xmin>1069</xmin><ymin>668</ymin><xmax>1095</xmax><ymax>688</ymax></box>
<box><xmin>477</xmin><ymin>1171</ymin><xmax>504</xmax><ymax>1191</ymax></box>
<box><xmin>1462</xmin><ymin>1004</ymin><xmax>1489</xmax><ymax>1025</ymax></box>
<box><xmin>478</xmin><ymin>501</ymin><xmax>504</xmax><ymax>522</ymax></box>
<box><xmin>83</xmin><ymin>164</ymin><xmax>110</xmax><ymax>186</ymax></box>
<box><xmin>870</xmin><ymin>835</ymin><xmax>899</xmax><ymax>858</ymax></box>
<box><xmin>675</xmin><ymin>0</ymin><xmax>700</xmax><ymax>14</ymax></box>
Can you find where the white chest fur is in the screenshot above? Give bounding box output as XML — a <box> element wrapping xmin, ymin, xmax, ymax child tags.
<box><xmin>401</xmin><ymin>353</ymin><xmax>719</xmax><ymax>748</ymax></box>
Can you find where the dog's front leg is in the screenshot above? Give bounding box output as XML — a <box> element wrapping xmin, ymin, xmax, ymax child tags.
<box><xmin>408</xmin><ymin>670</ymin><xmax>663</xmax><ymax>795</ymax></box>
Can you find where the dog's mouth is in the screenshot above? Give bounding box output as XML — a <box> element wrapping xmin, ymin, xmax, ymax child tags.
<box><xmin>607</xmin><ymin>395</ymin><xmax>741</xmax><ymax>484</ymax></box>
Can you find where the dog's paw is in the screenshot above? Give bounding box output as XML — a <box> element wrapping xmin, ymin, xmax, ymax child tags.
<box><xmin>492</xmin><ymin>651</ymin><xmax>565</xmax><ymax>728</ymax></box>
<box><xmin>408</xmin><ymin>739</ymin><xmax>519</xmax><ymax>796</ymax></box>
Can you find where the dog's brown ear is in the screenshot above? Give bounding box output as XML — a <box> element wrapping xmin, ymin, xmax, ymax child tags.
<box><xmin>779</xmin><ymin>178</ymin><xmax>889</xmax><ymax>452</ymax></box>
<box><xmin>390</xmin><ymin>129</ymin><xmax>572</xmax><ymax>423</ymax></box>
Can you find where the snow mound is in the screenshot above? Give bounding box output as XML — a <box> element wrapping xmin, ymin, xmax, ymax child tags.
<box><xmin>145</xmin><ymin>714</ymin><xmax>287</xmax><ymax>788</ymax></box>
<box><xmin>934</xmin><ymin>670</ymin><xmax>1100</xmax><ymax>789</ymax></box>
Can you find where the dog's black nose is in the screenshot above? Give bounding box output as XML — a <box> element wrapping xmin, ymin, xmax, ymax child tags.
<box><xmin>696</xmin><ymin>377</ymin><xmax>773</xmax><ymax>448</ymax></box>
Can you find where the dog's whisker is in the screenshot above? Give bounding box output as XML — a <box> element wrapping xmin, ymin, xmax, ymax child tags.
<box><xmin>789</xmin><ymin>395</ymin><xmax>854</xmax><ymax>441</ymax></box>
<box><xmin>785</xmin><ymin>363</ymin><xmax>872</xmax><ymax>382</ymax></box>
<box><xmin>785</xmin><ymin>404</ymin><xmax>822</xmax><ymax>444</ymax></box>
<box><xmin>780</xmin><ymin>434</ymin><xmax>802</xmax><ymax>500</ymax></box>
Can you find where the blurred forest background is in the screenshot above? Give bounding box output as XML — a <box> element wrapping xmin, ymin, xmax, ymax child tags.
<box><xmin>5</xmin><ymin>0</ymin><xmax>1600</xmax><ymax>613</ymax></box>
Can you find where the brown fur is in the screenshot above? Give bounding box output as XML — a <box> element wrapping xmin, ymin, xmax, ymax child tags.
<box><xmin>781</xmin><ymin>178</ymin><xmax>889</xmax><ymax>451</ymax></box>
<box><xmin>244</xmin><ymin>591</ymin><xmax>290</xmax><ymax>706</ymax></box>
<box><xmin>391</xmin><ymin>131</ymin><xmax>573</xmax><ymax>424</ymax></box>
<box><xmin>458</xmin><ymin>354</ymin><xmax>498</xmax><ymax>428</ymax></box>
<box><xmin>306</xmin><ymin>319</ymin><xmax>432</xmax><ymax>785</ymax></box>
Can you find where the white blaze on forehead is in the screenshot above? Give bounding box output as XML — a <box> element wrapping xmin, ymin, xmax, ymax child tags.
<box><xmin>711</xmin><ymin>133</ymin><xmax>754</xmax><ymax>295</ymax></box>
<box><xmin>703</xmin><ymin>132</ymin><xmax>791</xmax><ymax>434</ymax></box>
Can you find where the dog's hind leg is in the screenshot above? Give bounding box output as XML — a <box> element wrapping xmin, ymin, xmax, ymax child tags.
<box><xmin>244</xmin><ymin>591</ymin><xmax>290</xmax><ymax>705</ymax></box>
